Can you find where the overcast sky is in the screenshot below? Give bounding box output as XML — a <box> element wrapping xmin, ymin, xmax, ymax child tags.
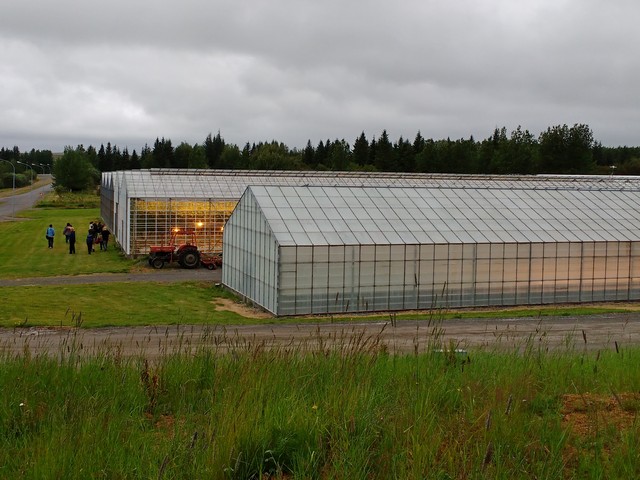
<box><xmin>1</xmin><ymin>0</ymin><xmax>639</xmax><ymax>153</ymax></box>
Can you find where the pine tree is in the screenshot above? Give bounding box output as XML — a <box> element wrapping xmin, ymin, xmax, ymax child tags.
<box><xmin>353</xmin><ymin>132</ymin><xmax>369</xmax><ymax>167</ymax></box>
<box><xmin>204</xmin><ymin>132</ymin><xmax>225</xmax><ymax>168</ymax></box>
<box><xmin>374</xmin><ymin>130</ymin><xmax>395</xmax><ymax>171</ymax></box>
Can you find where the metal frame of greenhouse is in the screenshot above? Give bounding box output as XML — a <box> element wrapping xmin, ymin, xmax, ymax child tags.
<box><xmin>222</xmin><ymin>183</ymin><xmax>640</xmax><ymax>316</ymax></box>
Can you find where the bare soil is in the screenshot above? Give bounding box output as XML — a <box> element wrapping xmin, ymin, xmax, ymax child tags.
<box><xmin>561</xmin><ymin>392</ymin><xmax>640</xmax><ymax>472</ymax></box>
<box><xmin>212</xmin><ymin>298</ymin><xmax>272</xmax><ymax>318</ymax></box>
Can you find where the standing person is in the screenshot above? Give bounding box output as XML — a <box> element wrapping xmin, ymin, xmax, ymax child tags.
<box><xmin>101</xmin><ymin>225</ymin><xmax>110</xmax><ymax>251</ymax></box>
<box><xmin>86</xmin><ymin>230</ymin><xmax>94</xmax><ymax>254</ymax></box>
<box><xmin>63</xmin><ymin>223</ymin><xmax>72</xmax><ymax>243</ymax></box>
<box><xmin>46</xmin><ymin>224</ymin><xmax>55</xmax><ymax>249</ymax></box>
<box><xmin>89</xmin><ymin>222</ymin><xmax>97</xmax><ymax>252</ymax></box>
<box><xmin>68</xmin><ymin>226</ymin><xmax>76</xmax><ymax>254</ymax></box>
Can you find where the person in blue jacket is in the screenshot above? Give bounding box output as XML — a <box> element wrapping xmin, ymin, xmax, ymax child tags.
<box><xmin>86</xmin><ymin>230</ymin><xmax>94</xmax><ymax>254</ymax></box>
<box><xmin>46</xmin><ymin>224</ymin><xmax>55</xmax><ymax>249</ymax></box>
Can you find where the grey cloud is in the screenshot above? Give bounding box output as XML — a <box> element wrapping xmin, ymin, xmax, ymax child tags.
<box><xmin>1</xmin><ymin>0</ymin><xmax>640</xmax><ymax>151</ymax></box>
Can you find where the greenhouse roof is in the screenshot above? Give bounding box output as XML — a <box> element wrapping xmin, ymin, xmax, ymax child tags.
<box><xmin>105</xmin><ymin>169</ymin><xmax>640</xmax><ymax>199</ymax></box>
<box><xmin>246</xmin><ymin>184</ymin><xmax>640</xmax><ymax>245</ymax></box>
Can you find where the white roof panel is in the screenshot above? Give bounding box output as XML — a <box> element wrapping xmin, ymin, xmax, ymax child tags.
<box><xmin>109</xmin><ymin>169</ymin><xmax>640</xmax><ymax>200</ymax></box>
<box><xmin>244</xmin><ymin>184</ymin><xmax>640</xmax><ymax>247</ymax></box>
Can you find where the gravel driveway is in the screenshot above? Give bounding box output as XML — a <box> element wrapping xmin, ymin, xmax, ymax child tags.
<box><xmin>2</xmin><ymin>311</ymin><xmax>639</xmax><ymax>359</ymax></box>
<box><xmin>0</xmin><ymin>267</ymin><xmax>222</xmax><ymax>287</ymax></box>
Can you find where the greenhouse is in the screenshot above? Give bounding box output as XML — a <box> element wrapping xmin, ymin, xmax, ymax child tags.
<box><xmin>222</xmin><ymin>184</ymin><xmax>640</xmax><ymax>316</ymax></box>
<box><xmin>100</xmin><ymin>168</ymin><xmax>640</xmax><ymax>257</ymax></box>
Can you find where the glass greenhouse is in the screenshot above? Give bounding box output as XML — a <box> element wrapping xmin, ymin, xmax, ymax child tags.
<box><xmin>222</xmin><ymin>184</ymin><xmax>640</xmax><ymax>316</ymax></box>
<box><xmin>101</xmin><ymin>169</ymin><xmax>640</xmax><ymax>257</ymax></box>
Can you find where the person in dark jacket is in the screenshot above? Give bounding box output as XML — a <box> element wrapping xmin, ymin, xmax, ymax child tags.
<box><xmin>68</xmin><ymin>226</ymin><xmax>76</xmax><ymax>254</ymax></box>
<box><xmin>86</xmin><ymin>230</ymin><xmax>94</xmax><ymax>254</ymax></box>
<box><xmin>101</xmin><ymin>226</ymin><xmax>110</xmax><ymax>250</ymax></box>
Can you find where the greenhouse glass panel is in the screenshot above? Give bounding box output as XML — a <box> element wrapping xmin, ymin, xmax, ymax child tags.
<box><xmin>475</xmin><ymin>282</ymin><xmax>489</xmax><ymax>305</ymax></box>
<box><xmin>296</xmin><ymin>262</ymin><xmax>313</xmax><ymax>289</ymax></box>
<box><xmin>529</xmin><ymin>280</ymin><xmax>543</xmax><ymax>304</ymax></box>
<box><xmin>306</xmin><ymin>232</ymin><xmax>326</xmax><ymax>245</ymax></box>
<box><xmin>515</xmin><ymin>282</ymin><xmax>530</xmax><ymax>304</ymax></box>
<box><xmin>592</xmin><ymin>279</ymin><xmax>606</xmax><ymax>301</ymax></box>
<box><xmin>448</xmin><ymin>259</ymin><xmax>463</xmax><ymax>285</ymax></box>
<box><xmin>475</xmin><ymin>259</ymin><xmax>490</xmax><ymax>284</ymax></box>
<box><xmin>502</xmin><ymin>282</ymin><xmax>517</xmax><ymax>304</ymax></box>
<box><xmin>555</xmin><ymin>256</ymin><xmax>569</xmax><ymax>281</ymax></box>
<box><xmin>312</xmin><ymin>263</ymin><xmax>329</xmax><ymax>291</ymax></box>
<box><xmin>543</xmin><ymin>257</ymin><xmax>557</xmax><ymax>281</ymax></box>
<box><xmin>328</xmin><ymin>262</ymin><xmax>345</xmax><ymax>290</ymax></box>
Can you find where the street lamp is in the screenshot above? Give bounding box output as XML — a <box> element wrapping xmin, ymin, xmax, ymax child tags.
<box><xmin>16</xmin><ymin>161</ymin><xmax>35</xmax><ymax>186</ymax></box>
<box><xmin>39</xmin><ymin>163</ymin><xmax>51</xmax><ymax>174</ymax></box>
<box><xmin>0</xmin><ymin>159</ymin><xmax>16</xmax><ymax>216</ymax></box>
<box><xmin>33</xmin><ymin>164</ymin><xmax>46</xmax><ymax>175</ymax></box>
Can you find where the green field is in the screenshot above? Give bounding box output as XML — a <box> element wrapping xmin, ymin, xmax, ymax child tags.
<box><xmin>0</xmin><ymin>282</ymin><xmax>250</xmax><ymax>328</ymax></box>
<box><xmin>2</xmin><ymin>338</ymin><xmax>639</xmax><ymax>479</ymax></box>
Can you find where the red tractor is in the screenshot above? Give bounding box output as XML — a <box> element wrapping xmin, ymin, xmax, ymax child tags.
<box><xmin>148</xmin><ymin>228</ymin><xmax>201</xmax><ymax>269</ymax></box>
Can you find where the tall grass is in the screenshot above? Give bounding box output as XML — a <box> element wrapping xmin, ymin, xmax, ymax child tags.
<box><xmin>1</xmin><ymin>331</ymin><xmax>639</xmax><ymax>479</ymax></box>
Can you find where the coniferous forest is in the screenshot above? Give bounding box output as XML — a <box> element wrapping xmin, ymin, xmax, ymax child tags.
<box><xmin>2</xmin><ymin>123</ymin><xmax>640</xmax><ymax>190</ymax></box>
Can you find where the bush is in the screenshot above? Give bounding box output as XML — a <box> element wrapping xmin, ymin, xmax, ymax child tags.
<box><xmin>14</xmin><ymin>173</ymin><xmax>31</xmax><ymax>188</ymax></box>
<box><xmin>53</xmin><ymin>147</ymin><xmax>99</xmax><ymax>192</ymax></box>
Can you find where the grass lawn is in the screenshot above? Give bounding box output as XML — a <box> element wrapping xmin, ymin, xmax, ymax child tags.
<box><xmin>0</xmin><ymin>282</ymin><xmax>252</xmax><ymax>328</ymax></box>
<box><xmin>0</xmin><ymin>207</ymin><xmax>137</xmax><ymax>279</ymax></box>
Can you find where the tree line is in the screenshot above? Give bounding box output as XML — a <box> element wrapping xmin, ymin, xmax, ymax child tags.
<box><xmin>3</xmin><ymin>124</ymin><xmax>640</xmax><ymax>191</ymax></box>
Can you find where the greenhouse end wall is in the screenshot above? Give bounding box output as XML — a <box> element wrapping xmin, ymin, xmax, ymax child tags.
<box><xmin>274</xmin><ymin>240</ymin><xmax>640</xmax><ymax>316</ymax></box>
<box><xmin>222</xmin><ymin>190</ymin><xmax>279</xmax><ymax>314</ymax></box>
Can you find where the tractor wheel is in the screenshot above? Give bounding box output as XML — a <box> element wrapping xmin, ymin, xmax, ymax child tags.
<box><xmin>180</xmin><ymin>251</ymin><xmax>200</xmax><ymax>269</ymax></box>
<box><xmin>206</xmin><ymin>262</ymin><xmax>216</xmax><ymax>270</ymax></box>
<box><xmin>151</xmin><ymin>257</ymin><xmax>165</xmax><ymax>269</ymax></box>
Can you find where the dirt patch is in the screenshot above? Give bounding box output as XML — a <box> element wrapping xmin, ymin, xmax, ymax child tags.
<box><xmin>562</xmin><ymin>392</ymin><xmax>640</xmax><ymax>436</ymax></box>
<box><xmin>213</xmin><ymin>298</ymin><xmax>273</xmax><ymax>319</ymax></box>
<box><xmin>561</xmin><ymin>392</ymin><xmax>640</xmax><ymax>472</ymax></box>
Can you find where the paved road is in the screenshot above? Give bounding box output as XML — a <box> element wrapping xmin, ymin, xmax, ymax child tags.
<box><xmin>0</xmin><ymin>177</ymin><xmax>53</xmax><ymax>221</ymax></box>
